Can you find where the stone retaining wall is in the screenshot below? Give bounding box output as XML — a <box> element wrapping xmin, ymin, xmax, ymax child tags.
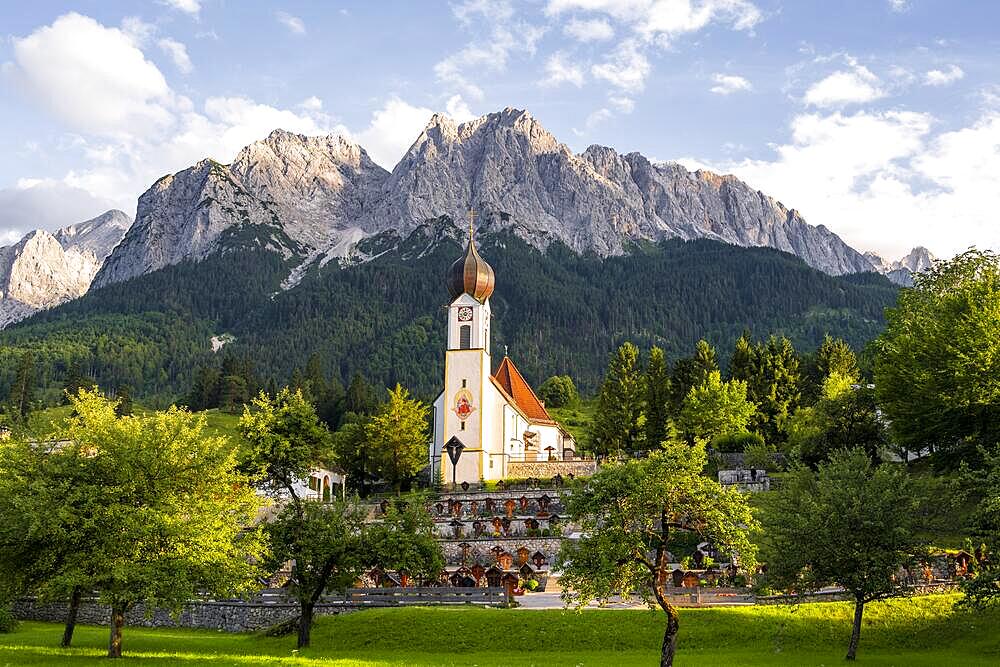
<box><xmin>508</xmin><ymin>460</ymin><xmax>596</xmax><ymax>478</ymax></box>
<box><xmin>756</xmin><ymin>582</ymin><xmax>959</xmax><ymax>605</ymax></box>
<box><xmin>440</xmin><ymin>536</ymin><xmax>564</xmax><ymax>562</ymax></box>
<box><xmin>13</xmin><ymin>597</ymin><xmax>351</xmax><ymax>633</ymax></box>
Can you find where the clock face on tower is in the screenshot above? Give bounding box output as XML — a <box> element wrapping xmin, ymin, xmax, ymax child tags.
<box><xmin>457</xmin><ymin>306</ymin><xmax>473</xmax><ymax>322</ymax></box>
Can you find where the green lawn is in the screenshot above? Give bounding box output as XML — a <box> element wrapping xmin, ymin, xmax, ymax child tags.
<box><xmin>2</xmin><ymin>595</ymin><xmax>997</xmax><ymax>666</ymax></box>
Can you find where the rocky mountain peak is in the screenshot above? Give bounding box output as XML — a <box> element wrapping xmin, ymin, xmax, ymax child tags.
<box><xmin>0</xmin><ymin>210</ymin><xmax>131</xmax><ymax>327</ymax></box>
<box><xmin>91</xmin><ymin>107</ymin><xmax>905</xmax><ymax>290</ymax></box>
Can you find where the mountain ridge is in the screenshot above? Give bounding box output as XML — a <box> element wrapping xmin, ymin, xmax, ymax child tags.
<box><xmin>92</xmin><ymin>108</ymin><xmax>899</xmax><ymax>291</ymax></box>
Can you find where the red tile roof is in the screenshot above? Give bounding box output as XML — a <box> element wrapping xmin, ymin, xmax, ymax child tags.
<box><xmin>491</xmin><ymin>356</ymin><xmax>554</xmax><ymax>423</ymax></box>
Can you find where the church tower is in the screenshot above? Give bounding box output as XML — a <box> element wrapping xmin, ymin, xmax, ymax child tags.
<box><xmin>438</xmin><ymin>218</ymin><xmax>495</xmax><ymax>484</ymax></box>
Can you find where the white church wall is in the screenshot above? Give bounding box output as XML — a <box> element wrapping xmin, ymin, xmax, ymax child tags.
<box><xmin>528</xmin><ymin>424</ymin><xmax>564</xmax><ymax>461</ymax></box>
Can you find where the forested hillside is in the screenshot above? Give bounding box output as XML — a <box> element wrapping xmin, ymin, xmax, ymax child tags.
<box><xmin>0</xmin><ymin>221</ymin><xmax>897</xmax><ymax>406</ymax></box>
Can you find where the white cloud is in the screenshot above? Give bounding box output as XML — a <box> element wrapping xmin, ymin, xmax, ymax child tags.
<box><xmin>160</xmin><ymin>0</ymin><xmax>200</xmax><ymax>16</ymax></box>
<box><xmin>541</xmin><ymin>53</ymin><xmax>585</xmax><ymax>87</ymax></box>
<box><xmin>591</xmin><ymin>40</ymin><xmax>650</xmax><ymax>92</ymax></box>
<box><xmin>452</xmin><ymin>0</ymin><xmax>514</xmax><ymax>25</ymax></box>
<box><xmin>10</xmin><ymin>13</ymin><xmax>175</xmax><ymax>136</ymax></box>
<box><xmin>803</xmin><ymin>60</ymin><xmax>885</xmax><ymax>107</ymax></box>
<box><xmin>355</xmin><ymin>98</ymin><xmax>435</xmax><ymax>169</ymax></box>
<box><xmin>608</xmin><ymin>95</ymin><xmax>635</xmax><ymax>112</ymax></box>
<box><xmin>276</xmin><ymin>11</ymin><xmax>306</xmax><ymax>35</ymax></box>
<box><xmin>887</xmin><ymin>0</ymin><xmax>909</xmax><ymax>12</ymax></box>
<box><xmin>564</xmin><ymin>18</ymin><xmax>614</xmax><ymax>42</ymax></box>
<box><xmin>121</xmin><ymin>16</ymin><xmax>156</xmax><ymax>46</ymax></box>
<box><xmin>924</xmin><ymin>64</ymin><xmax>964</xmax><ymax>86</ymax></box>
<box><xmin>435</xmin><ymin>21</ymin><xmax>545</xmax><ymax>100</ymax></box>
<box><xmin>710</xmin><ymin>73</ymin><xmax>752</xmax><ymax>95</ymax></box>
<box><xmin>158</xmin><ymin>38</ymin><xmax>193</xmax><ymax>74</ymax></box>
<box><xmin>0</xmin><ymin>180</ymin><xmax>118</xmax><ymax>242</ymax></box>
<box><xmin>445</xmin><ymin>94</ymin><xmax>476</xmax><ymax>122</ymax></box>
<box><xmin>707</xmin><ymin>109</ymin><xmax>1000</xmax><ymax>258</ymax></box>
<box><xmin>299</xmin><ymin>96</ymin><xmax>323</xmax><ymax>111</ymax></box>
<box><xmin>546</xmin><ymin>0</ymin><xmax>761</xmax><ymax>44</ymax></box>
<box><xmin>437</xmin><ymin>3</ymin><xmax>545</xmax><ymax>101</ymax></box>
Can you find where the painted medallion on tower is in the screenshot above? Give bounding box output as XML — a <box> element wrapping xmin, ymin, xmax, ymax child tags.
<box><xmin>453</xmin><ymin>389</ymin><xmax>476</xmax><ymax>420</ymax></box>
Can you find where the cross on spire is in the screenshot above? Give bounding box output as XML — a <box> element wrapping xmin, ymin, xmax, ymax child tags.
<box><xmin>467</xmin><ymin>208</ymin><xmax>476</xmax><ymax>242</ymax></box>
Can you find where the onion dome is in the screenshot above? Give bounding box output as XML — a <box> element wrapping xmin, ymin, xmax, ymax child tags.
<box><xmin>447</xmin><ymin>234</ymin><xmax>495</xmax><ymax>302</ymax></box>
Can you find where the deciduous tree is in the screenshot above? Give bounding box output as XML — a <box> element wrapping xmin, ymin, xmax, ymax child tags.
<box><xmin>558</xmin><ymin>441</ymin><xmax>757</xmax><ymax>666</ymax></box>
<box><xmin>366</xmin><ymin>385</ymin><xmax>429</xmax><ymax>493</ymax></box>
<box><xmin>760</xmin><ymin>449</ymin><xmax>927</xmax><ymax>660</ymax></box>
<box><xmin>678</xmin><ymin>371</ymin><xmax>756</xmax><ymax>443</ymax></box>
<box><xmin>874</xmin><ymin>249</ymin><xmax>1000</xmax><ymax>468</ymax></box>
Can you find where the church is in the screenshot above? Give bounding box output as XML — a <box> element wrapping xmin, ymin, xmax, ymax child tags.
<box><xmin>430</xmin><ymin>226</ymin><xmax>576</xmax><ymax>485</ymax></box>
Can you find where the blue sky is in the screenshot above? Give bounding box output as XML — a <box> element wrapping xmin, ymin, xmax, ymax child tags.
<box><xmin>1</xmin><ymin>0</ymin><xmax>998</xmax><ymax>258</ymax></box>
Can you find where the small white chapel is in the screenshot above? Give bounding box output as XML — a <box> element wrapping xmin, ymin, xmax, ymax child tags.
<box><xmin>430</xmin><ymin>222</ymin><xmax>576</xmax><ymax>484</ymax></box>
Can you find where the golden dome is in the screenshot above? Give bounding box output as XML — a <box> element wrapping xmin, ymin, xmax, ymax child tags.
<box><xmin>447</xmin><ymin>234</ymin><xmax>495</xmax><ymax>302</ymax></box>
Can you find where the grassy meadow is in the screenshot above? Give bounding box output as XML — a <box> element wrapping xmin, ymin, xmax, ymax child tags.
<box><xmin>2</xmin><ymin>594</ymin><xmax>997</xmax><ymax>666</ymax></box>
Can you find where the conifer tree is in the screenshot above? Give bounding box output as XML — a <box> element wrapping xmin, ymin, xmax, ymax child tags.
<box><xmin>7</xmin><ymin>351</ymin><xmax>36</xmax><ymax>422</ymax></box>
<box><xmin>729</xmin><ymin>331</ymin><xmax>755</xmax><ymax>383</ymax></box>
<box><xmin>61</xmin><ymin>359</ymin><xmax>96</xmax><ymax>404</ymax></box>
<box><xmin>644</xmin><ymin>346</ymin><xmax>672</xmax><ymax>449</ymax></box>
<box><xmin>748</xmin><ymin>336</ymin><xmax>801</xmax><ymax>444</ymax></box>
<box><xmin>815</xmin><ymin>334</ymin><xmax>859</xmax><ymax>381</ymax></box>
<box><xmin>670</xmin><ymin>339</ymin><xmax>719</xmax><ymax>412</ymax></box>
<box><xmin>343</xmin><ymin>373</ymin><xmax>378</xmax><ymax>422</ymax></box>
<box><xmin>590</xmin><ymin>342</ymin><xmax>645</xmax><ymax>457</ymax></box>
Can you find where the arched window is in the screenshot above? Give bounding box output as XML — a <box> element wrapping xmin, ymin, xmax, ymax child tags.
<box><xmin>460</xmin><ymin>325</ymin><xmax>471</xmax><ymax>349</ymax></box>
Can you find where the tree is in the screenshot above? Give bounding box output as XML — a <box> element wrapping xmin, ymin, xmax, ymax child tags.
<box><xmin>784</xmin><ymin>372</ymin><xmax>886</xmax><ymax>467</ymax></box>
<box><xmin>803</xmin><ymin>335</ymin><xmax>859</xmax><ymax>403</ymax></box>
<box><xmin>0</xmin><ymin>432</ymin><xmax>94</xmax><ymax>646</ymax></box>
<box><xmin>61</xmin><ymin>359</ymin><xmax>97</xmax><ymax>404</ymax></box>
<box><xmin>6</xmin><ymin>351</ymin><xmax>36</xmax><ymax>422</ymax></box>
<box><xmin>729</xmin><ymin>331</ymin><xmax>755</xmax><ymax>383</ymax></box>
<box><xmin>363</xmin><ymin>496</ymin><xmax>444</xmax><ymax>585</ymax></box>
<box><xmin>366</xmin><ymin>385</ymin><xmax>429</xmax><ymax>493</ymax></box>
<box><xmin>760</xmin><ymin>449</ymin><xmax>927</xmax><ymax>660</ymax></box>
<box><xmin>240</xmin><ymin>388</ymin><xmax>333</xmax><ymax>497</ymax></box>
<box><xmin>960</xmin><ymin>446</ymin><xmax>1000</xmax><ymax>609</ymax></box>
<box><xmin>48</xmin><ymin>390</ymin><xmax>265</xmax><ymax>658</ymax></box>
<box><xmin>874</xmin><ymin>249</ymin><xmax>1000</xmax><ymax>468</ymax></box>
<box><xmin>747</xmin><ymin>336</ymin><xmax>801</xmax><ymax>444</ymax></box>
<box><xmin>644</xmin><ymin>347</ymin><xmax>672</xmax><ymax>449</ymax></box>
<box><xmin>677</xmin><ymin>371</ymin><xmax>756</xmax><ymax>443</ymax></box>
<box><xmin>538</xmin><ymin>375</ymin><xmax>579</xmax><ymax>409</ymax></box>
<box><xmin>558</xmin><ymin>441</ymin><xmax>757</xmax><ymax>667</ymax></box>
<box><xmin>330</xmin><ymin>414</ymin><xmax>372</xmax><ymax>496</ymax></box>
<box><xmin>265</xmin><ymin>499</ymin><xmax>365</xmax><ymax>648</ymax></box>
<box><xmin>590</xmin><ymin>342</ymin><xmax>645</xmax><ymax>457</ymax></box>
<box><xmin>114</xmin><ymin>385</ymin><xmax>133</xmax><ymax>417</ymax></box>
<box><xmin>240</xmin><ymin>387</ymin><xmax>357</xmax><ymax>648</ymax></box>
<box><xmin>669</xmin><ymin>339</ymin><xmax>718</xmax><ymax>412</ymax></box>
<box><xmin>342</xmin><ymin>372</ymin><xmax>379</xmax><ymax>423</ymax></box>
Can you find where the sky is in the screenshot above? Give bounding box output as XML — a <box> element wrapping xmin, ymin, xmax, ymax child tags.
<box><xmin>1</xmin><ymin>0</ymin><xmax>998</xmax><ymax>260</ymax></box>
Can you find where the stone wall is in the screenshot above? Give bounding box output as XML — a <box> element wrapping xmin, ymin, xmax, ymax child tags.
<box><xmin>13</xmin><ymin>597</ymin><xmax>352</xmax><ymax>633</ymax></box>
<box><xmin>508</xmin><ymin>460</ymin><xmax>596</xmax><ymax>479</ymax></box>
<box><xmin>756</xmin><ymin>583</ymin><xmax>959</xmax><ymax>605</ymax></box>
<box><xmin>440</xmin><ymin>536</ymin><xmax>564</xmax><ymax>563</ymax></box>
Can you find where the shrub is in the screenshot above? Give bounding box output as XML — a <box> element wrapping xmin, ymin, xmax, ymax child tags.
<box><xmin>0</xmin><ymin>604</ymin><xmax>17</xmax><ymax>633</ymax></box>
<box><xmin>711</xmin><ymin>431</ymin><xmax>764</xmax><ymax>453</ymax></box>
<box><xmin>745</xmin><ymin>441</ymin><xmax>778</xmax><ymax>471</ymax></box>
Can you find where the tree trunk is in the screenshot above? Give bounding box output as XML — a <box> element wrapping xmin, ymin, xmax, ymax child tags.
<box><xmin>660</xmin><ymin>603</ymin><xmax>680</xmax><ymax>667</ymax></box>
<box><xmin>107</xmin><ymin>603</ymin><xmax>126</xmax><ymax>658</ymax></box>
<box><xmin>297</xmin><ymin>601</ymin><xmax>314</xmax><ymax>649</ymax></box>
<box><xmin>846</xmin><ymin>597</ymin><xmax>865</xmax><ymax>660</ymax></box>
<box><xmin>61</xmin><ymin>586</ymin><xmax>82</xmax><ymax>648</ymax></box>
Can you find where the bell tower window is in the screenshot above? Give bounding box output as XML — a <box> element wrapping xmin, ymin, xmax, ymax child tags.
<box><xmin>460</xmin><ymin>325</ymin><xmax>471</xmax><ymax>349</ymax></box>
